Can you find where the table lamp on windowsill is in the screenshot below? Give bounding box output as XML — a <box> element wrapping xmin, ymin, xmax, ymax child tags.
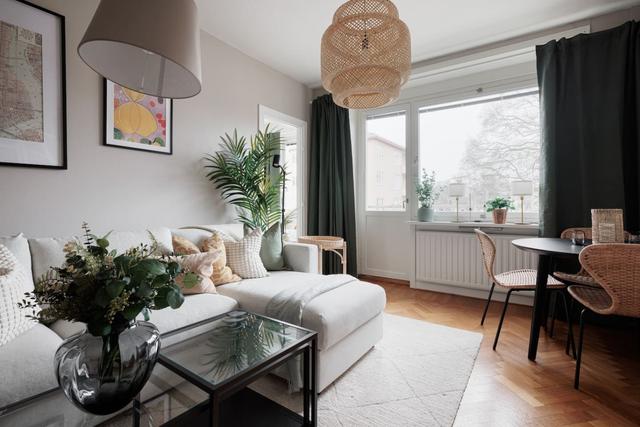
<box><xmin>448</xmin><ymin>183</ymin><xmax>466</xmax><ymax>223</ymax></box>
<box><xmin>512</xmin><ymin>180</ymin><xmax>533</xmax><ymax>224</ymax></box>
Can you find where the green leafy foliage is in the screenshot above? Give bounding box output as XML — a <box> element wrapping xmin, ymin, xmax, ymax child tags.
<box><xmin>204</xmin><ymin>126</ymin><xmax>284</xmax><ymax>232</ymax></box>
<box><xmin>484</xmin><ymin>196</ymin><xmax>515</xmax><ymax>212</ymax></box>
<box><xmin>416</xmin><ymin>169</ymin><xmax>442</xmax><ymax>208</ymax></box>
<box><xmin>18</xmin><ymin>223</ymin><xmax>198</xmax><ymax>336</ymax></box>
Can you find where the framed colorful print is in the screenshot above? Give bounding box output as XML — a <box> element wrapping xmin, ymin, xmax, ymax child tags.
<box><xmin>0</xmin><ymin>0</ymin><xmax>67</xmax><ymax>169</ymax></box>
<box><xmin>104</xmin><ymin>79</ymin><xmax>173</xmax><ymax>155</ymax></box>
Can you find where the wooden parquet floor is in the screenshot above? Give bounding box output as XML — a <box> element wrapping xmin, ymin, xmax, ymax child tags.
<box><xmin>365</xmin><ymin>277</ymin><xmax>640</xmax><ymax>426</ymax></box>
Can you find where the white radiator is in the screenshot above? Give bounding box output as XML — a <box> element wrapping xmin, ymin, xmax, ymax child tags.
<box><xmin>415</xmin><ymin>230</ymin><xmax>538</xmax><ymax>292</ymax></box>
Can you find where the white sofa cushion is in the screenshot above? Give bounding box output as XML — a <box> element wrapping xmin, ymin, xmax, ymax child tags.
<box><xmin>28</xmin><ymin>237</ymin><xmax>69</xmax><ymax>281</ymax></box>
<box><xmin>0</xmin><ymin>245</ymin><xmax>36</xmax><ymax>346</ymax></box>
<box><xmin>0</xmin><ymin>324</ymin><xmax>62</xmax><ymax>407</ymax></box>
<box><xmin>104</xmin><ymin>227</ymin><xmax>173</xmax><ymax>254</ymax></box>
<box><xmin>217</xmin><ymin>272</ymin><xmax>386</xmax><ymax>350</ymax></box>
<box><xmin>49</xmin><ymin>294</ymin><xmax>238</xmax><ymax>341</ymax></box>
<box><xmin>283</xmin><ymin>243</ymin><xmax>319</xmax><ymax>274</ymax></box>
<box><xmin>0</xmin><ymin>233</ymin><xmax>34</xmax><ymax>291</ymax></box>
<box><xmin>148</xmin><ymin>294</ymin><xmax>238</xmax><ymax>334</ymax></box>
<box><xmin>28</xmin><ymin>227</ymin><xmax>173</xmax><ymax>281</ymax></box>
<box><xmin>171</xmin><ymin>224</ymin><xmax>244</xmax><ymax>247</ymax></box>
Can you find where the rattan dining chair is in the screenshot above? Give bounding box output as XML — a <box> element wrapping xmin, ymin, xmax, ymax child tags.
<box><xmin>554</xmin><ymin>228</ymin><xmax>599</xmax><ymax>287</ymax></box>
<box><xmin>475</xmin><ymin>229</ymin><xmax>571</xmax><ymax>350</ymax></box>
<box><xmin>549</xmin><ymin>228</ymin><xmax>598</xmax><ymax>345</ymax></box>
<box><xmin>568</xmin><ymin>243</ymin><xmax>640</xmax><ymax>389</ymax></box>
<box><xmin>554</xmin><ymin>228</ymin><xmax>632</xmax><ymax>287</ymax></box>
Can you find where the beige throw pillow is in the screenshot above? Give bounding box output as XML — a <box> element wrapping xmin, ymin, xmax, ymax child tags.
<box><xmin>224</xmin><ymin>228</ymin><xmax>268</xmax><ymax>279</ymax></box>
<box><xmin>0</xmin><ymin>244</ymin><xmax>36</xmax><ymax>346</ymax></box>
<box><xmin>172</xmin><ymin>235</ymin><xmax>201</xmax><ymax>255</ymax></box>
<box><xmin>201</xmin><ymin>232</ymin><xmax>241</xmax><ymax>285</ymax></box>
<box><xmin>176</xmin><ymin>252</ymin><xmax>220</xmax><ymax>294</ymax></box>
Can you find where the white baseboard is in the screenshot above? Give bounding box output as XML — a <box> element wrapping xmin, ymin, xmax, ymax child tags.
<box><xmin>413</xmin><ymin>280</ymin><xmax>534</xmax><ymax>306</ymax></box>
<box><xmin>361</xmin><ymin>268</ymin><xmax>408</xmax><ymax>282</ymax></box>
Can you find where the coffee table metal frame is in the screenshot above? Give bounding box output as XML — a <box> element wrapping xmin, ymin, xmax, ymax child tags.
<box><xmin>134</xmin><ymin>311</ymin><xmax>318</xmax><ymax>427</ymax></box>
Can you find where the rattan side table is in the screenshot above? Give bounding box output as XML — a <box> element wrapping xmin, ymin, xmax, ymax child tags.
<box><xmin>298</xmin><ymin>236</ymin><xmax>347</xmax><ymax>274</ymax></box>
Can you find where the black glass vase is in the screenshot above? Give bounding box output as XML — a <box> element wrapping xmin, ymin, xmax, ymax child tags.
<box><xmin>54</xmin><ymin>321</ymin><xmax>161</xmax><ymax>415</ymax></box>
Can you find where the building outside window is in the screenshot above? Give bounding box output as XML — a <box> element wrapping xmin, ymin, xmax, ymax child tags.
<box><xmin>365</xmin><ymin>111</ymin><xmax>406</xmax><ymax>211</ymax></box>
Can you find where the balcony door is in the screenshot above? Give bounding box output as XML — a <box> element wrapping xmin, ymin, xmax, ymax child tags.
<box><xmin>357</xmin><ymin>106</ymin><xmax>412</xmax><ymax>280</ymax></box>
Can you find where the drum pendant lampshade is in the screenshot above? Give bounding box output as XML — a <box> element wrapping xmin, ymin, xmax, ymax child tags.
<box><xmin>321</xmin><ymin>0</ymin><xmax>411</xmax><ymax>109</ymax></box>
<box><xmin>78</xmin><ymin>0</ymin><xmax>202</xmax><ymax>99</ymax></box>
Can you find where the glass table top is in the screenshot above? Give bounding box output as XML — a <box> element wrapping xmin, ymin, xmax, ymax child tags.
<box><xmin>159</xmin><ymin>310</ymin><xmax>314</xmax><ymax>390</ymax></box>
<box><xmin>0</xmin><ymin>388</ymin><xmax>114</xmax><ymax>427</ymax></box>
<box><xmin>0</xmin><ymin>311</ymin><xmax>314</xmax><ymax>427</ymax></box>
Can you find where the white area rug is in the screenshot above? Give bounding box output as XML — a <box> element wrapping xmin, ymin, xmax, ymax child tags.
<box><xmin>251</xmin><ymin>314</ymin><xmax>483</xmax><ymax>427</ymax></box>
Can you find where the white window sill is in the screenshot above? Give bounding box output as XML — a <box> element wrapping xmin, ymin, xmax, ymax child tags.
<box><xmin>407</xmin><ymin>220</ymin><xmax>539</xmax><ymax>235</ymax></box>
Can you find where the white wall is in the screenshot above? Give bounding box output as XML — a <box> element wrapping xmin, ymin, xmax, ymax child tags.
<box><xmin>0</xmin><ymin>0</ymin><xmax>310</xmax><ymax>237</ymax></box>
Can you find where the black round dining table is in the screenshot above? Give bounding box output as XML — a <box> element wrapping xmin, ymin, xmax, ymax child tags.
<box><xmin>511</xmin><ymin>238</ymin><xmax>584</xmax><ymax>361</ymax></box>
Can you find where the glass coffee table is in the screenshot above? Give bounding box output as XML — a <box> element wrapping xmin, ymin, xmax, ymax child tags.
<box><xmin>0</xmin><ymin>311</ymin><xmax>317</xmax><ymax>427</ymax></box>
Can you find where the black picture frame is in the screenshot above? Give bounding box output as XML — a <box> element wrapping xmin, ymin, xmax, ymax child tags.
<box><xmin>103</xmin><ymin>79</ymin><xmax>174</xmax><ymax>155</ymax></box>
<box><xmin>0</xmin><ymin>0</ymin><xmax>67</xmax><ymax>169</ymax></box>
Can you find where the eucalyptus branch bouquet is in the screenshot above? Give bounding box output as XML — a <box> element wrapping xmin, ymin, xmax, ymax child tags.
<box><xmin>19</xmin><ymin>223</ymin><xmax>199</xmax><ymax>337</ymax></box>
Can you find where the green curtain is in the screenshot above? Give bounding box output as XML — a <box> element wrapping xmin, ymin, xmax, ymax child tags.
<box><xmin>536</xmin><ymin>21</ymin><xmax>640</xmax><ymax>237</ymax></box>
<box><xmin>308</xmin><ymin>95</ymin><xmax>357</xmax><ymax>275</ymax></box>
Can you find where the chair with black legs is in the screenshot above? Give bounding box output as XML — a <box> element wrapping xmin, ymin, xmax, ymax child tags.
<box><xmin>555</xmin><ymin>228</ymin><xmax>630</xmax><ymax>357</ymax></box>
<box><xmin>475</xmin><ymin>229</ymin><xmax>572</xmax><ymax>350</ymax></box>
<box><xmin>568</xmin><ymin>243</ymin><xmax>640</xmax><ymax>389</ymax></box>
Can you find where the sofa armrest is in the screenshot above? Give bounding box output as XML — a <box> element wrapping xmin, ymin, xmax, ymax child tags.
<box><xmin>283</xmin><ymin>242</ymin><xmax>319</xmax><ymax>274</ymax></box>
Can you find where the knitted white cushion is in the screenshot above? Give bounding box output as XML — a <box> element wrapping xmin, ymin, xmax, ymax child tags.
<box><xmin>224</xmin><ymin>229</ymin><xmax>268</xmax><ymax>279</ymax></box>
<box><xmin>0</xmin><ymin>244</ymin><xmax>36</xmax><ymax>346</ymax></box>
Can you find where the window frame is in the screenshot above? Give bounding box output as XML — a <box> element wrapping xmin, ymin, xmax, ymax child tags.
<box><xmin>361</xmin><ymin>103</ymin><xmax>411</xmax><ymax>214</ymax></box>
<box><xmin>417</xmin><ymin>86</ymin><xmax>540</xmax><ymax>223</ymax></box>
<box><xmin>356</xmin><ymin>74</ymin><xmax>540</xmax><ymax>222</ymax></box>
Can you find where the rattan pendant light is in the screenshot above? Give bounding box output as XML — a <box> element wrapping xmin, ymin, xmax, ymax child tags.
<box><xmin>321</xmin><ymin>0</ymin><xmax>411</xmax><ymax>109</ymax></box>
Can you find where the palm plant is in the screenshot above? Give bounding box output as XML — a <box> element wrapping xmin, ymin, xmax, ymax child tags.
<box><xmin>204</xmin><ymin>127</ymin><xmax>285</xmax><ymax>231</ymax></box>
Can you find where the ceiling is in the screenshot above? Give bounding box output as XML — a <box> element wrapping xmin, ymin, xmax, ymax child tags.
<box><xmin>195</xmin><ymin>0</ymin><xmax>640</xmax><ymax>87</ymax></box>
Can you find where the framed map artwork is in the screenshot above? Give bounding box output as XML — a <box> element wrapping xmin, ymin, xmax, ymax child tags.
<box><xmin>104</xmin><ymin>79</ymin><xmax>173</xmax><ymax>155</ymax></box>
<box><xmin>0</xmin><ymin>0</ymin><xmax>66</xmax><ymax>169</ymax></box>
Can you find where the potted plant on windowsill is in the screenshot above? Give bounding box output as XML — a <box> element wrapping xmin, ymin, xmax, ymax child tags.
<box><xmin>416</xmin><ymin>169</ymin><xmax>441</xmax><ymax>222</ymax></box>
<box><xmin>484</xmin><ymin>197</ymin><xmax>515</xmax><ymax>224</ymax></box>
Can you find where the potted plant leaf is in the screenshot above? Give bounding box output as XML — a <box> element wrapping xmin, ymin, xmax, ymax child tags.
<box><xmin>416</xmin><ymin>169</ymin><xmax>441</xmax><ymax>222</ymax></box>
<box><xmin>19</xmin><ymin>223</ymin><xmax>199</xmax><ymax>415</ymax></box>
<box><xmin>484</xmin><ymin>197</ymin><xmax>515</xmax><ymax>224</ymax></box>
<box><xmin>204</xmin><ymin>127</ymin><xmax>284</xmax><ymax>232</ymax></box>
<box><xmin>204</xmin><ymin>127</ymin><xmax>286</xmax><ymax>270</ymax></box>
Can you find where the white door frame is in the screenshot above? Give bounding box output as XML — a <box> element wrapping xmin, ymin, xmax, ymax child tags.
<box><xmin>356</xmin><ymin>103</ymin><xmax>412</xmax><ymax>279</ymax></box>
<box><xmin>258</xmin><ymin>105</ymin><xmax>308</xmax><ymax>235</ymax></box>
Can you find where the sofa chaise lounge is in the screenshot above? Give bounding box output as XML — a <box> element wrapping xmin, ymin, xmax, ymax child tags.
<box><xmin>0</xmin><ymin>224</ymin><xmax>386</xmax><ymax>409</ymax></box>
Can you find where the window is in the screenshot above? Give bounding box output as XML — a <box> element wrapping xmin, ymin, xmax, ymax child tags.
<box><xmin>418</xmin><ymin>88</ymin><xmax>539</xmax><ymax>221</ymax></box>
<box><xmin>259</xmin><ymin>106</ymin><xmax>307</xmax><ymax>238</ymax></box>
<box><xmin>366</xmin><ymin>111</ymin><xmax>406</xmax><ymax>211</ymax></box>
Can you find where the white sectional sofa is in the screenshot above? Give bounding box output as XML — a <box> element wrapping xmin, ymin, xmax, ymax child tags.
<box><xmin>0</xmin><ymin>225</ymin><xmax>386</xmax><ymax>408</ymax></box>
